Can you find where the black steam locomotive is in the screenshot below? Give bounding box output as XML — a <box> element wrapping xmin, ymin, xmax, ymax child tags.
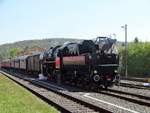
<box><xmin>1</xmin><ymin>37</ymin><xmax>119</xmax><ymax>89</ymax></box>
<box><xmin>40</xmin><ymin>37</ymin><xmax>120</xmax><ymax>89</ymax></box>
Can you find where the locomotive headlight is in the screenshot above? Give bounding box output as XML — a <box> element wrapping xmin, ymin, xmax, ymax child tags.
<box><xmin>89</xmin><ymin>55</ymin><xmax>92</xmax><ymax>59</ymax></box>
<box><xmin>94</xmin><ymin>70</ymin><xmax>97</xmax><ymax>74</ymax></box>
<box><xmin>116</xmin><ymin>55</ymin><xmax>119</xmax><ymax>59</ymax></box>
<box><xmin>114</xmin><ymin>70</ymin><xmax>118</xmax><ymax>73</ymax></box>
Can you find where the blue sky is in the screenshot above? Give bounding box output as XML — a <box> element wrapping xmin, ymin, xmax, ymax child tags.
<box><xmin>0</xmin><ymin>0</ymin><xmax>150</xmax><ymax>44</ymax></box>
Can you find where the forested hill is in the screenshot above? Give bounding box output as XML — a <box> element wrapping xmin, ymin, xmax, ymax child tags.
<box><xmin>0</xmin><ymin>38</ymin><xmax>82</xmax><ymax>60</ymax></box>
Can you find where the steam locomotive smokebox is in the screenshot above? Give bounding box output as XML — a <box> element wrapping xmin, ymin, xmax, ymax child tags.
<box><xmin>79</xmin><ymin>40</ymin><xmax>96</xmax><ymax>54</ymax></box>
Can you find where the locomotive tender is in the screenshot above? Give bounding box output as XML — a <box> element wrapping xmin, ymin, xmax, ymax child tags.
<box><xmin>0</xmin><ymin>37</ymin><xmax>120</xmax><ymax>89</ymax></box>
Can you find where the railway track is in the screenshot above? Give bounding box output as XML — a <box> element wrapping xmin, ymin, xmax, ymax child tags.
<box><xmin>64</xmin><ymin>78</ymin><xmax>150</xmax><ymax>107</ymax></box>
<box><xmin>100</xmin><ymin>89</ymin><xmax>150</xmax><ymax>107</ymax></box>
<box><xmin>119</xmin><ymin>82</ymin><xmax>150</xmax><ymax>90</ymax></box>
<box><xmin>107</xmin><ymin>88</ymin><xmax>150</xmax><ymax>101</ymax></box>
<box><xmin>76</xmin><ymin>83</ymin><xmax>150</xmax><ymax>108</ymax></box>
<box><xmin>121</xmin><ymin>77</ymin><xmax>147</xmax><ymax>82</ymax></box>
<box><xmin>0</xmin><ymin>70</ymin><xmax>112</xmax><ymax>113</ymax></box>
<box><xmin>1</xmin><ymin>69</ymin><xmax>150</xmax><ymax>113</ymax></box>
<box><xmin>65</xmin><ymin>79</ymin><xmax>150</xmax><ymax>108</ymax></box>
<box><xmin>67</xmin><ymin>81</ymin><xmax>150</xmax><ymax>107</ymax></box>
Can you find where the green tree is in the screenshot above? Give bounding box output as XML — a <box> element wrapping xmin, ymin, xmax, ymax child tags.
<box><xmin>134</xmin><ymin>37</ymin><xmax>139</xmax><ymax>43</ymax></box>
<box><xmin>9</xmin><ymin>48</ymin><xmax>21</xmax><ymax>58</ymax></box>
<box><xmin>119</xmin><ymin>42</ymin><xmax>150</xmax><ymax>77</ymax></box>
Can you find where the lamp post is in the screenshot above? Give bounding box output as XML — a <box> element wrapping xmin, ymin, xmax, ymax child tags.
<box><xmin>121</xmin><ymin>24</ymin><xmax>128</xmax><ymax>78</ymax></box>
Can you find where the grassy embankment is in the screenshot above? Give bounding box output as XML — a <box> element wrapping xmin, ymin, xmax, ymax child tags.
<box><xmin>0</xmin><ymin>73</ymin><xmax>58</xmax><ymax>113</ymax></box>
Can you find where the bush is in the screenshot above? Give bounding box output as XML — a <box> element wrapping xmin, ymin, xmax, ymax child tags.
<box><xmin>119</xmin><ymin>42</ymin><xmax>150</xmax><ymax>77</ymax></box>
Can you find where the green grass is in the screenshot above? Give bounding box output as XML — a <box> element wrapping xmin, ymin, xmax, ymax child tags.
<box><xmin>0</xmin><ymin>74</ymin><xmax>58</xmax><ymax>113</ymax></box>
